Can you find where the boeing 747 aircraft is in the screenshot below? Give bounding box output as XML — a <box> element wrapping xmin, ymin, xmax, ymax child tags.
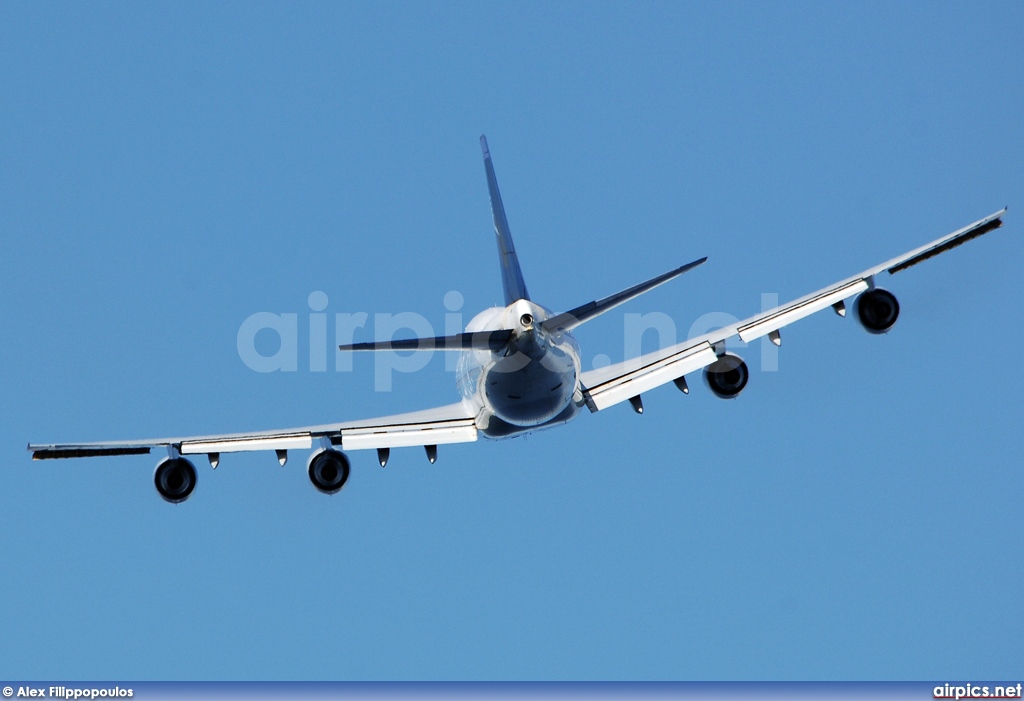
<box><xmin>29</xmin><ymin>137</ymin><xmax>1009</xmax><ymax>503</ymax></box>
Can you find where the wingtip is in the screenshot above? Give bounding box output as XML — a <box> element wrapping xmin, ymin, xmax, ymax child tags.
<box><xmin>480</xmin><ymin>135</ymin><xmax>490</xmax><ymax>158</ymax></box>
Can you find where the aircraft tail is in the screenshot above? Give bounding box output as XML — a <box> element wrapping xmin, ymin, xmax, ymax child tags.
<box><xmin>481</xmin><ymin>136</ymin><xmax>530</xmax><ymax>305</ymax></box>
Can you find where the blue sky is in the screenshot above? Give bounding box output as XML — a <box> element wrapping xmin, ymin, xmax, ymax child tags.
<box><xmin>1</xmin><ymin>1</ymin><xmax>1021</xmax><ymax>681</ymax></box>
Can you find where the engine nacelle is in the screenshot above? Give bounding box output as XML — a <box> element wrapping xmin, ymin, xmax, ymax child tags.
<box><xmin>855</xmin><ymin>288</ymin><xmax>900</xmax><ymax>334</ymax></box>
<box><xmin>703</xmin><ymin>353</ymin><xmax>749</xmax><ymax>399</ymax></box>
<box><xmin>154</xmin><ymin>457</ymin><xmax>197</xmax><ymax>503</ymax></box>
<box><xmin>307</xmin><ymin>448</ymin><xmax>351</xmax><ymax>495</ymax></box>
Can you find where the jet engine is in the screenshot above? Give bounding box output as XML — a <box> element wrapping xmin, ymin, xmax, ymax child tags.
<box><xmin>855</xmin><ymin>288</ymin><xmax>900</xmax><ymax>334</ymax></box>
<box><xmin>307</xmin><ymin>449</ymin><xmax>351</xmax><ymax>494</ymax></box>
<box><xmin>703</xmin><ymin>353</ymin><xmax>749</xmax><ymax>399</ymax></box>
<box><xmin>154</xmin><ymin>457</ymin><xmax>197</xmax><ymax>503</ymax></box>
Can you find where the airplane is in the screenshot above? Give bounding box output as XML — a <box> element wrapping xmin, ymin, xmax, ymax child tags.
<box><xmin>28</xmin><ymin>136</ymin><xmax>1009</xmax><ymax>503</ymax></box>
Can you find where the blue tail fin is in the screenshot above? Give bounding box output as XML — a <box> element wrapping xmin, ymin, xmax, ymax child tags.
<box><xmin>480</xmin><ymin>136</ymin><xmax>530</xmax><ymax>305</ymax></box>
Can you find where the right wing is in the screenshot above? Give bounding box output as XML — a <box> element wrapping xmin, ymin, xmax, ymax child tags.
<box><xmin>579</xmin><ymin>208</ymin><xmax>1008</xmax><ymax>412</ymax></box>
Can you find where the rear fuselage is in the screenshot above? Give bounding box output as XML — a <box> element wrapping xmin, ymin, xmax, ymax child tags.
<box><xmin>457</xmin><ymin>299</ymin><xmax>583</xmax><ymax>439</ymax></box>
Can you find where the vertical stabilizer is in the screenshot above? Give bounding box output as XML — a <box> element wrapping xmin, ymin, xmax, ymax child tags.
<box><xmin>480</xmin><ymin>136</ymin><xmax>530</xmax><ymax>304</ymax></box>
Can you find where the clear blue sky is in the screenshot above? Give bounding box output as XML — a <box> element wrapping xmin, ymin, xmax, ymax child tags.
<box><xmin>1</xmin><ymin>1</ymin><xmax>1021</xmax><ymax>681</ymax></box>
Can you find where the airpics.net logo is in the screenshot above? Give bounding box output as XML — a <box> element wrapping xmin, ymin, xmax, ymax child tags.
<box><xmin>235</xmin><ymin>290</ymin><xmax>783</xmax><ymax>391</ymax></box>
<box><xmin>934</xmin><ymin>683</ymin><xmax>1023</xmax><ymax>699</ymax></box>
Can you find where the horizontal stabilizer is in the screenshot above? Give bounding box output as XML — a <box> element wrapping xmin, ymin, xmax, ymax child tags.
<box><xmin>542</xmin><ymin>256</ymin><xmax>707</xmax><ymax>333</ymax></box>
<box><xmin>339</xmin><ymin>329</ymin><xmax>513</xmax><ymax>352</ymax></box>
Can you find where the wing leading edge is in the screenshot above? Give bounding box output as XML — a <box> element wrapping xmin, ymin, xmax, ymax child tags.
<box><xmin>580</xmin><ymin>208</ymin><xmax>1007</xmax><ymax>412</ymax></box>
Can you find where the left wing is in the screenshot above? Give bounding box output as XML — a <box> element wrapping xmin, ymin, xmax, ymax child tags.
<box><xmin>580</xmin><ymin>208</ymin><xmax>1007</xmax><ymax>412</ymax></box>
<box><xmin>28</xmin><ymin>401</ymin><xmax>478</xmax><ymax>463</ymax></box>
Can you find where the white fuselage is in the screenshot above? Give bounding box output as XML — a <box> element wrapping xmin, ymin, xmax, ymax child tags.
<box><xmin>457</xmin><ymin>300</ymin><xmax>583</xmax><ymax>439</ymax></box>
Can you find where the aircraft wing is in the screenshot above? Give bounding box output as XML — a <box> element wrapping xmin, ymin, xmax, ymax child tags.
<box><xmin>579</xmin><ymin>208</ymin><xmax>1007</xmax><ymax>412</ymax></box>
<box><xmin>28</xmin><ymin>401</ymin><xmax>478</xmax><ymax>462</ymax></box>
